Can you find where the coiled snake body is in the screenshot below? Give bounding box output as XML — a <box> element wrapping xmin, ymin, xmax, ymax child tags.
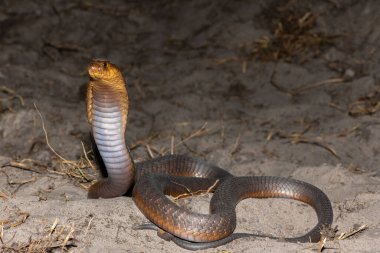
<box><xmin>86</xmin><ymin>59</ymin><xmax>333</xmax><ymax>250</ymax></box>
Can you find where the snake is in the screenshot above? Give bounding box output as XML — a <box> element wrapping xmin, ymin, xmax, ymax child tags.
<box><xmin>86</xmin><ymin>59</ymin><xmax>333</xmax><ymax>250</ymax></box>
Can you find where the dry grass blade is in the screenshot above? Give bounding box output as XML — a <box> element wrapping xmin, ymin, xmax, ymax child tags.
<box><xmin>145</xmin><ymin>144</ymin><xmax>155</xmax><ymax>159</ymax></box>
<box><xmin>251</xmin><ymin>3</ymin><xmax>337</xmax><ymax>62</ymax></box>
<box><xmin>0</xmin><ymin>212</ymin><xmax>29</xmax><ymax>229</ymax></box>
<box><xmin>266</xmin><ymin>130</ymin><xmax>276</xmax><ymax>141</ymax></box>
<box><xmin>0</xmin><ymin>221</ymin><xmax>3</xmax><ymax>244</ymax></box>
<box><xmin>170</xmin><ymin>181</ymin><xmax>192</xmax><ymax>200</ymax></box>
<box><xmin>81</xmin><ymin>141</ymin><xmax>95</xmax><ymax>171</ymax></box>
<box><xmin>213</xmin><ymin>56</ymin><xmax>239</xmax><ymax>65</ymax></box>
<box><xmin>130</xmin><ymin>133</ymin><xmax>160</xmax><ymax>150</ymax></box>
<box><xmin>270</xmin><ymin>70</ymin><xmax>345</xmax><ymax>96</ymax></box>
<box><xmin>44</xmin><ymin>39</ymin><xmax>86</xmax><ymax>52</ymax></box>
<box><xmin>290</xmin><ymin>77</ymin><xmax>345</xmax><ymax>96</ymax></box>
<box><xmin>348</xmin><ymin>90</ymin><xmax>380</xmax><ymax>116</ymax></box>
<box><xmin>269</xmin><ymin>70</ymin><xmax>290</xmax><ymax>94</ymax></box>
<box><xmin>172</xmin><ymin>179</ymin><xmax>219</xmax><ymax>200</ymax></box>
<box><xmin>338</xmin><ymin>224</ymin><xmax>368</xmax><ymax>240</ymax></box>
<box><xmin>333</xmin><ymin>124</ymin><xmax>361</xmax><ymax>137</ymax></box>
<box><xmin>291</xmin><ymin>135</ymin><xmax>339</xmax><ymax>159</ymax></box>
<box><xmin>231</xmin><ymin>133</ymin><xmax>241</xmax><ymax>155</ymax></box>
<box><xmin>328</xmin><ymin>102</ymin><xmax>346</xmax><ymax>113</ymax></box>
<box><xmin>274</xmin><ymin>131</ymin><xmax>340</xmax><ymax>159</ymax></box>
<box><xmin>49</xmin><ymin>218</ymin><xmax>59</xmax><ymax>236</ymax></box>
<box><xmin>317</xmin><ymin>237</ymin><xmax>327</xmax><ymax>253</ymax></box>
<box><xmin>1</xmin><ymin>161</ymin><xmax>43</xmax><ymax>174</ymax></box>
<box><xmin>83</xmin><ymin>216</ymin><xmax>94</xmax><ymax>238</ymax></box>
<box><xmin>205</xmin><ymin>179</ymin><xmax>219</xmax><ymax>193</ymax></box>
<box><xmin>12</xmin><ymin>212</ymin><xmax>29</xmax><ymax>228</ymax></box>
<box><xmin>34</xmin><ymin>103</ymin><xmax>94</xmax><ymax>184</ymax></box>
<box><xmin>349</xmin><ymin>101</ymin><xmax>380</xmax><ymax>116</ymax></box>
<box><xmin>181</xmin><ymin>142</ymin><xmax>207</xmax><ymax>157</ymax></box>
<box><xmin>0</xmin><ymin>85</ymin><xmax>25</xmax><ymax>106</ymax></box>
<box><xmin>79</xmin><ymin>2</ymin><xmax>130</xmax><ymax>16</ymax></box>
<box><xmin>7</xmin><ymin>176</ymin><xmax>36</xmax><ymax>186</ymax></box>
<box><xmin>34</xmin><ymin>103</ymin><xmax>67</xmax><ymax>161</ymax></box>
<box><xmin>303</xmin><ymin>225</ymin><xmax>338</xmax><ymax>252</ymax></box>
<box><xmin>241</xmin><ymin>60</ymin><xmax>247</xmax><ymax>73</ymax></box>
<box><xmin>61</xmin><ymin>226</ymin><xmax>75</xmax><ymax>248</ymax></box>
<box><xmin>3</xmin><ymin>173</ymin><xmax>37</xmax><ymax>195</ymax></box>
<box><xmin>3</xmin><ymin>219</ymin><xmax>77</xmax><ymax>252</ymax></box>
<box><xmin>0</xmin><ymin>189</ymin><xmax>11</xmax><ymax>200</ymax></box>
<box><xmin>175</xmin><ymin>122</ymin><xmax>209</xmax><ymax>148</ymax></box>
<box><xmin>170</xmin><ymin>135</ymin><xmax>175</xmax><ymax>155</ymax></box>
<box><xmin>134</xmin><ymin>79</ymin><xmax>146</xmax><ymax>98</ymax></box>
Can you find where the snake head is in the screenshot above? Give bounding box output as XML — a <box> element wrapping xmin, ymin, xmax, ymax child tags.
<box><xmin>87</xmin><ymin>59</ymin><xmax>123</xmax><ymax>83</ymax></box>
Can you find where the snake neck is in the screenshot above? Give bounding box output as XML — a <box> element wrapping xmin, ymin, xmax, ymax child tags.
<box><xmin>88</xmin><ymin>80</ymin><xmax>135</xmax><ymax>198</ymax></box>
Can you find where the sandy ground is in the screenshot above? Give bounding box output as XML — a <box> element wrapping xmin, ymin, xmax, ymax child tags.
<box><xmin>1</xmin><ymin>0</ymin><xmax>380</xmax><ymax>252</ymax></box>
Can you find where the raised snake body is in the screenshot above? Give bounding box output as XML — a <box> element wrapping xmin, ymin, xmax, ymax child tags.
<box><xmin>86</xmin><ymin>59</ymin><xmax>333</xmax><ymax>250</ymax></box>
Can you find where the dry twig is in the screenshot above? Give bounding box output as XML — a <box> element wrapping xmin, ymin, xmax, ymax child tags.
<box><xmin>0</xmin><ymin>85</ymin><xmax>25</xmax><ymax>107</ymax></box>
<box><xmin>0</xmin><ymin>212</ymin><xmax>29</xmax><ymax>230</ymax></box>
<box><xmin>172</xmin><ymin>179</ymin><xmax>219</xmax><ymax>200</ymax></box>
<box><xmin>272</xmin><ymin>130</ymin><xmax>339</xmax><ymax>159</ymax></box>
<box><xmin>175</xmin><ymin>122</ymin><xmax>209</xmax><ymax>148</ymax></box>
<box><xmin>1</xmin><ymin>170</ymin><xmax>37</xmax><ymax>194</ymax></box>
<box><xmin>2</xmin><ymin>219</ymin><xmax>77</xmax><ymax>252</ymax></box>
<box><xmin>270</xmin><ymin>70</ymin><xmax>345</xmax><ymax>96</ymax></box>
<box><xmin>145</xmin><ymin>144</ymin><xmax>155</xmax><ymax>159</ymax></box>
<box><xmin>291</xmin><ymin>77</ymin><xmax>345</xmax><ymax>96</ymax></box>
<box><xmin>34</xmin><ymin>103</ymin><xmax>94</xmax><ymax>184</ymax></box>
<box><xmin>348</xmin><ymin>89</ymin><xmax>380</xmax><ymax>116</ymax></box>
<box><xmin>251</xmin><ymin>3</ymin><xmax>337</xmax><ymax>62</ymax></box>
<box><xmin>338</xmin><ymin>224</ymin><xmax>368</xmax><ymax>240</ymax></box>
<box><xmin>170</xmin><ymin>135</ymin><xmax>175</xmax><ymax>155</ymax></box>
<box><xmin>0</xmin><ymin>189</ymin><xmax>11</xmax><ymax>200</ymax></box>
<box><xmin>1</xmin><ymin>161</ymin><xmax>43</xmax><ymax>174</ymax></box>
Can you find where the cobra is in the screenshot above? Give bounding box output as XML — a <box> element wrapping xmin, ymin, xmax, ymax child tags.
<box><xmin>86</xmin><ymin>59</ymin><xmax>333</xmax><ymax>250</ymax></box>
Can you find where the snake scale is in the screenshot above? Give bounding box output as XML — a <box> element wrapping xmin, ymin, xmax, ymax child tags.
<box><xmin>85</xmin><ymin>59</ymin><xmax>333</xmax><ymax>250</ymax></box>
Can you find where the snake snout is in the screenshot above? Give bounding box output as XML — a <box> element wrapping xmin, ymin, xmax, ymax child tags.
<box><xmin>88</xmin><ymin>61</ymin><xmax>103</xmax><ymax>78</ymax></box>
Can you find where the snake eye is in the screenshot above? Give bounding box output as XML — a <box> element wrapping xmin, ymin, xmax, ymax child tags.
<box><xmin>103</xmin><ymin>62</ymin><xmax>108</xmax><ymax>69</ymax></box>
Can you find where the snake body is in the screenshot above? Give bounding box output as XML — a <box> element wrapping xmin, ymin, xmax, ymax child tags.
<box><xmin>86</xmin><ymin>59</ymin><xmax>333</xmax><ymax>249</ymax></box>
